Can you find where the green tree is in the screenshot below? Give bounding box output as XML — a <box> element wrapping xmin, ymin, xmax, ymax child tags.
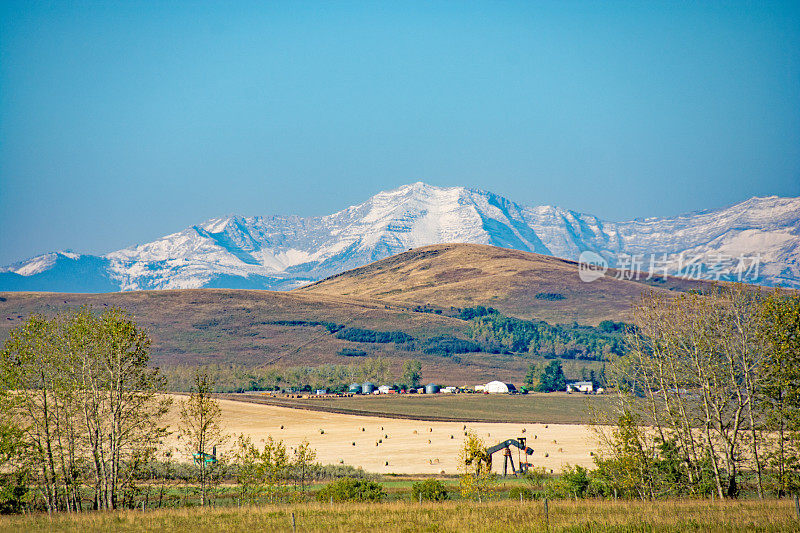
<box><xmin>759</xmin><ymin>292</ymin><xmax>800</xmax><ymax>497</ymax></box>
<box><xmin>292</xmin><ymin>439</ymin><xmax>317</xmax><ymax>492</ymax></box>
<box><xmin>535</xmin><ymin>361</ymin><xmax>566</xmax><ymax>392</ymax></box>
<box><xmin>179</xmin><ymin>369</ymin><xmax>227</xmax><ymax>506</ymax></box>
<box><xmin>233</xmin><ymin>434</ymin><xmax>290</xmax><ymax>503</ymax></box>
<box><xmin>402</xmin><ymin>359</ymin><xmax>422</xmax><ymax>389</ymax></box>
<box><xmin>0</xmin><ymin>308</ymin><xmax>169</xmax><ymax>512</ymax></box>
<box><xmin>458</xmin><ymin>430</ymin><xmax>496</xmax><ymax>501</ymax></box>
<box><xmin>411</xmin><ymin>479</ymin><xmax>449</xmax><ymax>501</ymax></box>
<box><xmin>524</xmin><ymin>363</ymin><xmax>539</xmax><ymax>388</ymax></box>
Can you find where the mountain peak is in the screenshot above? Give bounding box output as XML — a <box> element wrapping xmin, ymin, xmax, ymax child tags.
<box><xmin>2</xmin><ymin>186</ymin><xmax>798</xmax><ymax>292</ymax></box>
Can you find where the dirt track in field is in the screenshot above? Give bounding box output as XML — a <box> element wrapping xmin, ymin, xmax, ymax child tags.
<box><xmin>164</xmin><ymin>396</ymin><xmax>597</xmax><ymax>475</ymax></box>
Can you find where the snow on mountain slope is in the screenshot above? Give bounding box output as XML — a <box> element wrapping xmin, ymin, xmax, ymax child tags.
<box><xmin>2</xmin><ymin>182</ymin><xmax>798</xmax><ymax>292</ymax></box>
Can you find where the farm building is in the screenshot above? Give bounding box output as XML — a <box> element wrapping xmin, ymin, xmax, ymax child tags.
<box><xmin>484</xmin><ymin>381</ymin><xmax>517</xmax><ymax>394</ymax></box>
<box><xmin>567</xmin><ymin>381</ymin><xmax>593</xmax><ymax>393</ymax></box>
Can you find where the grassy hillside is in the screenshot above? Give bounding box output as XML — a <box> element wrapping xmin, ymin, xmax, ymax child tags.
<box><xmin>0</xmin><ymin>289</ymin><xmax>536</xmax><ymax>383</ymax></box>
<box><xmin>0</xmin><ymin>244</ymin><xmax>711</xmax><ymax>385</ymax></box>
<box><xmin>298</xmin><ymin>243</ymin><xmax>708</xmax><ymax>324</ymax></box>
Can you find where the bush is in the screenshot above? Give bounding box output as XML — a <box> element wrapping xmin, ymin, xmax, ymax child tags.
<box><xmin>546</xmin><ymin>465</ymin><xmax>590</xmax><ymax>499</ymax></box>
<box><xmin>337</xmin><ymin>348</ymin><xmax>367</xmax><ymax>357</ymax></box>
<box><xmin>265</xmin><ymin>320</ymin><xmax>343</xmax><ymax>333</ymax></box>
<box><xmin>535</xmin><ymin>292</ymin><xmax>566</xmax><ymax>301</ymax></box>
<box><xmin>335</xmin><ymin>328</ymin><xmax>413</xmax><ymax>344</ymax></box>
<box><xmin>457</xmin><ymin>306</ymin><xmax>498</xmax><ymax>320</ymax></box>
<box><xmin>315</xmin><ymin>477</ymin><xmax>385</xmax><ymax>502</ymax></box>
<box><xmin>422</xmin><ymin>335</ymin><xmax>483</xmax><ymax>355</ymax></box>
<box><xmin>508</xmin><ymin>486</ymin><xmax>536</xmax><ymax>500</ymax></box>
<box><xmin>411</xmin><ymin>479</ymin><xmax>449</xmax><ymax>501</ymax></box>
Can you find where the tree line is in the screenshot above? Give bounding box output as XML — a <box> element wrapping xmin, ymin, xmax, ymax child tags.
<box><xmin>160</xmin><ymin>356</ymin><xmax>425</xmax><ymax>393</ymax></box>
<box><xmin>0</xmin><ymin>308</ymin><xmax>371</xmax><ymax>513</ymax></box>
<box><xmin>600</xmin><ymin>285</ymin><xmax>800</xmax><ymax>499</ymax></box>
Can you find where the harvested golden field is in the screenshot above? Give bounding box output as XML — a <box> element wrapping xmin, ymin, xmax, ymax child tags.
<box><xmin>164</xmin><ymin>396</ymin><xmax>597</xmax><ymax>475</ymax></box>
<box><xmin>2</xmin><ymin>499</ymin><xmax>796</xmax><ymax>532</ymax></box>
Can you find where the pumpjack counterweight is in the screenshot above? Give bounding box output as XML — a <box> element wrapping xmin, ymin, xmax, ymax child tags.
<box><xmin>486</xmin><ymin>438</ymin><xmax>534</xmax><ymax>476</ymax></box>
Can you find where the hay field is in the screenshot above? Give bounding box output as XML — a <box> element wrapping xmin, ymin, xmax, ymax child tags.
<box><xmin>164</xmin><ymin>396</ymin><xmax>596</xmax><ymax>474</ymax></box>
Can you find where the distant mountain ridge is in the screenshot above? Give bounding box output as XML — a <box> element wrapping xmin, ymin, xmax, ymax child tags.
<box><xmin>2</xmin><ymin>182</ymin><xmax>798</xmax><ymax>291</ymax></box>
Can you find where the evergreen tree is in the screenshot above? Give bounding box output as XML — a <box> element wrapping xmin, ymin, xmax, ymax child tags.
<box><xmin>535</xmin><ymin>361</ymin><xmax>567</xmax><ymax>392</ymax></box>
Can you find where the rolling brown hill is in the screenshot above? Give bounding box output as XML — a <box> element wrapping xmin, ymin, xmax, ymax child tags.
<box><xmin>0</xmin><ymin>244</ymin><xmax>710</xmax><ymax>385</ymax></box>
<box><xmin>298</xmin><ymin>243</ymin><xmax>707</xmax><ymax>324</ymax></box>
<box><xmin>0</xmin><ymin>289</ymin><xmax>535</xmax><ymax>384</ymax></box>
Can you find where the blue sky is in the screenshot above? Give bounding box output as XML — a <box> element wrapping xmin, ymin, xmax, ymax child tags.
<box><xmin>1</xmin><ymin>1</ymin><xmax>798</xmax><ymax>265</ymax></box>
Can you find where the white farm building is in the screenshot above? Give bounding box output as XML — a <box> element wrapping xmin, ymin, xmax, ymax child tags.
<box><xmin>567</xmin><ymin>381</ymin><xmax>593</xmax><ymax>393</ymax></box>
<box><xmin>484</xmin><ymin>381</ymin><xmax>517</xmax><ymax>394</ymax></box>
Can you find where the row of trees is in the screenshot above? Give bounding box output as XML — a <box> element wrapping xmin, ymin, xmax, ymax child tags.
<box><xmin>0</xmin><ymin>308</ymin><xmax>171</xmax><ymax>512</ymax></box>
<box><xmin>601</xmin><ymin>286</ymin><xmax>800</xmax><ymax>499</ymax></box>
<box><xmin>466</xmin><ymin>312</ymin><xmax>626</xmax><ymax>360</ymax></box>
<box><xmin>161</xmin><ymin>356</ymin><xmax>427</xmax><ymax>393</ymax></box>
<box><xmin>0</xmin><ymin>309</ymin><xmax>364</xmax><ymax>513</ymax></box>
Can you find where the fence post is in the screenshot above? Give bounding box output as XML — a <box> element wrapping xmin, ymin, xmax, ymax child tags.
<box><xmin>794</xmin><ymin>494</ymin><xmax>799</xmax><ymax>520</ymax></box>
<box><xmin>544</xmin><ymin>498</ymin><xmax>549</xmax><ymax>531</ymax></box>
<box><xmin>291</xmin><ymin>512</ymin><xmax>296</xmax><ymax>533</ymax></box>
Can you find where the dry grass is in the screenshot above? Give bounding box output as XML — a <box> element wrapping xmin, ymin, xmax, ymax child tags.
<box><xmin>0</xmin><ymin>289</ymin><xmax>497</xmax><ymax>382</ymax></box>
<box><xmin>0</xmin><ymin>244</ymin><xmax>712</xmax><ymax>382</ymax></box>
<box><xmin>1</xmin><ymin>499</ymin><xmax>796</xmax><ymax>532</ymax></box>
<box><xmin>299</xmin><ymin>243</ymin><xmax>710</xmax><ymax>325</ymax></box>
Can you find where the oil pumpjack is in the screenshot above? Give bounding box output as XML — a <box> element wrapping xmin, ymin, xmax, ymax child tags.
<box><xmin>486</xmin><ymin>437</ymin><xmax>534</xmax><ymax>476</ymax></box>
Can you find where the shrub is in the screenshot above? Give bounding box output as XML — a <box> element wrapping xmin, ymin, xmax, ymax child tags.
<box><xmin>411</xmin><ymin>479</ymin><xmax>449</xmax><ymax>501</ymax></box>
<box><xmin>422</xmin><ymin>336</ymin><xmax>483</xmax><ymax>355</ymax></box>
<box><xmin>457</xmin><ymin>306</ymin><xmax>498</xmax><ymax>320</ymax></box>
<box><xmin>335</xmin><ymin>328</ymin><xmax>413</xmax><ymax>344</ymax></box>
<box><xmin>508</xmin><ymin>486</ymin><xmax>536</xmax><ymax>500</ymax></box>
<box><xmin>535</xmin><ymin>292</ymin><xmax>566</xmax><ymax>301</ymax></box>
<box><xmin>546</xmin><ymin>465</ymin><xmax>590</xmax><ymax>499</ymax></box>
<box><xmin>315</xmin><ymin>477</ymin><xmax>385</xmax><ymax>502</ymax></box>
<box><xmin>337</xmin><ymin>348</ymin><xmax>367</xmax><ymax>357</ymax></box>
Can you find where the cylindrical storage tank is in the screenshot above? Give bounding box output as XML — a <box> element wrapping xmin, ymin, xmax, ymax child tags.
<box><xmin>362</xmin><ymin>382</ymin><xmax>376</xmax><ymax>394</ymax></box>
<box><xmin>349</xmin><ymin>383</ymin><xmax>363</xmax><ymax>394</ymax></box>
<box><xmin>425</xmin><ymin>383</ymin><xmax>440</xmax><ymax>394</ymax></box>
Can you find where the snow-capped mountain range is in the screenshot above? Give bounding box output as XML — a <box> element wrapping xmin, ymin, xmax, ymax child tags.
<box><xmin>2</xmin><ymin>182</ymin><xmax>799</xmax><ymax>292</ymax></box>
